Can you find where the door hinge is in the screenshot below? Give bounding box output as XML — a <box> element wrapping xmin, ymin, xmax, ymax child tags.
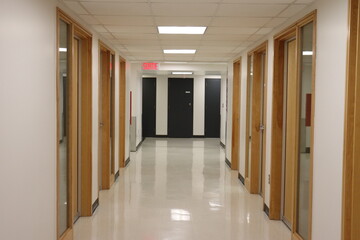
<box><xmin>268</xmin><ymin>174</ymin><xmax>271</xmax><ymax>184</ymax></box>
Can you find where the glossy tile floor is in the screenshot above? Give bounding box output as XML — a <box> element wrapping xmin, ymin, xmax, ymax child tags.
<box><xmin>74</xmin><ymin>138</ymin><xmax>291</xmax><ymax>240</ymax></box>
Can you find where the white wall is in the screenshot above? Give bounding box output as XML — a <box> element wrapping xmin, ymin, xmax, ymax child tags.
<box><xmin>0</xmin><ymin>0</ymin><xmax>57</xmax><ymax>239</ymax></box>
<box><xmin>227</xmin><ymin>0</ymin><xmax>348</xmax><ymax>239</ymax></box>
<box><xmin>220</xmin><ymin>73</ymin><xmax>227</xmax><ymax>145</ymax></box>
<box><xmin>129</xmin><ymin>63</ymin><xmax>143</xmax><ymax>145</ymax></box>
<box><xmin>193</xmin><ymin>76</ymin><xmax>205</xmax><ymax>136</ymax></box>
<box><xmin>226</xmin><ymin>63</ymin><xmax>233</xmax><ymax>162</ymax></box>
<box><xmin>156</xmin><ymin>76</ymin><xmax>168</xmax><ymax>135</ymax></box>
<box><xmin>0</xmin><ymin>2</ymin><xmax>132</xmax><ymax>239</ymax></box>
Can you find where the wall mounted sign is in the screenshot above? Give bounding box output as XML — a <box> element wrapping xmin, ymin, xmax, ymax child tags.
<box><xmin>142</xmin><ymin>62</ymin><xmax>159</xmax><ymax>70</ymax></box>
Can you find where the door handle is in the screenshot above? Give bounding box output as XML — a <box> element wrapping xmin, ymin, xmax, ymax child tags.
<box><xmin>189</xmin><ymin>103</ymin><xmax>192</xmax><ymax>106</ymax></box>
<box><xmin>100</xmin><ymin>122</ymin><xmax>104</xmax><ymax>127</ymax></box>
<box><xmin>259</xmin><ymin>124</ymin><xmax>265</xmax><ymax>131</ymax></box>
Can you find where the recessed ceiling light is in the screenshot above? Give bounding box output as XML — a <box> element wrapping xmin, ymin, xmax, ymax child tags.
<box><xmin>164</xmin><ymin>49</ymin><xmax>196</xmax><ymax>54</ymax></box>
<box><xmin>302</xmin><ymin>51</ymin><xmax>313</xmax><ymax>56</ymax></box>
<box><xmin>59</xmin><ymin>48</ymin><xmax>67</xmax><ymax>52</ymax></box>
<box><xmin>158</xmin><ymin>26</ymin><xmax>207</xmax><ymax>35</ymax></box>
<box><xmin>172</xmin><ymin>72</ymin><xmax>193</xmax><ymax>75</ymax></box>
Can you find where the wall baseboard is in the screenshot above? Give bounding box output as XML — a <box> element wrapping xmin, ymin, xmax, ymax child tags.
<box><xmin>92</xmin><ymin>198</ymin><xmax>99</xmax><ymax>214</ymax></box>
<box><xmin>155</xmin><ymin>135</ymin><xmax>168</xmax><ymax>138</ymax></box>
<box><xmin>115</xmin><ymin>170</ymin><xmax>119</xmax><ymax>181</ymax></box>
<box><xmin>225</xmin><ymin>158</ymin><xmax>231</xmax><ymax>168</ymax></box>
<box><xmin>220</xmin><ymin>141</ymin><xmax>225</xmax><ymax>148</ymax></box>
<box><xmin>193</xmin><ymin>135</ymin><xmax>205</xmax><ymax>138</ymax></box>
<box><xmin>238</xmin><ymin>173</ymin><xmax>245</xmax><ymax>185</ymax></box>
<box><xmin>125</xmin><ymin>157</ymin><xmax>130</xmax><ymax>167</ymax></box>
<box><xmin>263</xmin><ymin>203</ymin><xmax>270</xmax><ymax>217</ymax></box>
<box><xmin>136</xmin><ymin>137</ymin><xmax>145</xmax><ymax>151</ymax></box>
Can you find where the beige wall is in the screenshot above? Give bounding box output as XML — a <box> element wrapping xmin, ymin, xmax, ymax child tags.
<box><xmin>226</xmin><ymin>0</ymin><xmax>348</xmax><ymax>239</ymax></box>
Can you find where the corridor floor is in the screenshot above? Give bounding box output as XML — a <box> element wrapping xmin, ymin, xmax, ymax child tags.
<box><xmin>74</xmin><ymin>138</ymin><xmax>291</xmax><ymax>240</ymax></box>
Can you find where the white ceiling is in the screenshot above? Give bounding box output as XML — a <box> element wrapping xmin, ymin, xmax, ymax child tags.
<box><xmin>62</xmin><ymin>0</ymin><xmax>314</xmax><ymax>62</ymax></box>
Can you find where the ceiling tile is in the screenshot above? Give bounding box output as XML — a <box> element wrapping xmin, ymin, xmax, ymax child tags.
<box><xmin>63</xmin><ymin>1</ymin><xmax>88</xmax><ymax>14</ymax></box>
<box><xmin>151</xmin><ymin>3</ymin><xmax>218</xmax><ymax>16</ymax></box>
<box><xmin>160</xmin><ymin>40</ymin><xmax>202</xmax><ymax>46</ymax></box>
<box><xmin>79</xmin><ymin>15</ymin><xmax>100</xmax><ymax>24</ymax></box>
<box><xmin>198</xmin><ymin>46</ymin><xmax>237</xmax><ymax>52</ymax></box>
<box><xmin>81</xmin><ymin>2</ymin><xmax>152</xmax><ymax>15</ymax></box>
<box><xmin>164</xmin><ymin>55</ymin><xmax>195</xmax><ymax>61</ymax></box>
<box><xmin>100</xmin><ymin>33</ymin><xmax>115</xmax><ymax>40</ymax></box>
<box><xmin>125</xmin><ymin>46</ymin><xmax>162</xmax><ymax>52</ymax></box>
<box><xmin>247</xmin><ymin>34</ymin><xmax>266</xmax><ymax>41</ymax></box>
<box><xmin>112</xmin><ymin>33</ymin><xmax>158</xmax><ymax>40</ymax></box>
<box><xmin>206</xmin><ymin>27</ymin><xmax>259</xmax><ymax>35</ymax></box>
<box><xmin>256</xmin><ymin>27</ymin><xmax>273</xmax><ymax>34</ymax></box>
<box><xmin>155</xmin><ymin>17</ymin><xmax>212</xmax><ymax>26</ymax></box>
<box><xmin>200</xmin><ymin>40</ymin><xmax>243</xmax><ymax>46</ymax></box>
<box><xmin>105</xmin><ymin>26</ymin><xmax>157</xmax><ymax>34</ymax></box>
<box><xmin>138</xmin><ymin>56</ymin><xmax>165</xmax><ymax>61</ymax></box>
<box><xmin>211</xmin><ymin>17</ymin><xmax>271</xmax><ymax>27</ymax></box>
<box><xmin>96</xmin><ymin>16</ymin><xmax>154</xmax><ymax>26</ymax></box>
<box><xmin>92</xmin><ymin>25</ymin><xmax>108</xmax><ymax>33</ymax></box>
<box><xmin>264</xmin><ymin>17</ymin><xmax>288</xmax><ymax>27</ymax></box>
<box><xmin>193</xmin><ymin>56</ymin><xmax>230</xmax><ymax>61</ymax></box>
<box><xmin>131</xmin><ymin>52</ymin><xmax>163</xmax><ymax>57</ymax></box>
<box><xmin>121</xmin><ymin>40</ymin><xmax>161</xmax><ymax>45</ymax></box>
<box><xmin>233</xmin><ymin>46</ymin><xmax>246</xmax><ymax>52</ymax></box>
<box><xmin>278</xmin><ymin>4</ymin><xmax>307</xmax><ymax>17</ymax></box>
<box><xmin>216</xmin><ymin>4</ymin><xmax>288</xmax><ymax>17</ymax></box>
<box><xmin>203</xmin><ymin>34</ymin><xmax>251</xmax><ymax>41</ymax></box>
<box><xmin>195</xmin><ymin>52</ymin><xmax>235</xmax><ymax>57</ymax></box>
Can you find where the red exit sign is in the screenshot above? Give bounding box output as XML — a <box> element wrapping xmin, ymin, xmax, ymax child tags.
<box><xmin>142</xmin><ymin>62</ymin><xmax>159</xmax><ymax>70</ymax></box>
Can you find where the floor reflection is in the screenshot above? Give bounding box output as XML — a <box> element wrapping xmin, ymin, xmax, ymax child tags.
<box><xmin>74</xmin><ymin>138</ymin><xmax>291</xmax><ymax>240</ymax></box>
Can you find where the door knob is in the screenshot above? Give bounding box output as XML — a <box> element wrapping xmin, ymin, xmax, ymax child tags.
<box><xmin>100</xmin><ymin>122</ymin><xmax>104</xmax><ymax>127</ymax></box>
<box><xmin>189</xmin><ymin>103</ymin><xmax>192</xmax><ymax>106</ymax></box>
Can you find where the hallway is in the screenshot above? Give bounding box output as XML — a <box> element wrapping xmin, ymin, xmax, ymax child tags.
<box><xmin>74</xmin><ymin>138</ymin><xmax>291</xmax><ymax>240</ymax></box>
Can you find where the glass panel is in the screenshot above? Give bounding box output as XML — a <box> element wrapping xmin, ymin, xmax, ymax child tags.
<box><xmin>58</xmin><ymin>19</ymin><xmax>70</xmax><ymax>237</ymax></box>
<box><xmin>297</xmin><ymin>22</ymin><xmax>314</xmax><ymax>240</ymax></box>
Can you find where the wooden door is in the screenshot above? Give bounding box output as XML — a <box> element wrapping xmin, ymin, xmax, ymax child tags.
<box><xmin>248</xmin><ymin>52</ymin><xmax>263</xmax><ymax>193</ymax></box>
<box><xmin>283</xmin><ymin>39</ymin><xmax>297</xmax><ymax>226</ymax></box>
<box><xmin>99</xmin><ymin>49</ymin><xmax>111</xmax><ymax>190</ymax></box>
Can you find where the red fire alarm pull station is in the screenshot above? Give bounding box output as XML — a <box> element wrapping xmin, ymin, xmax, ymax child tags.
<box><xmin>142</xmin><ymin>62</ymin><xmax>159</xmax><ymax>70</ymax></box>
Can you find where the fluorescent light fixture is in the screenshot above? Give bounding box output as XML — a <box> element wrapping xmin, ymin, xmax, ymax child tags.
<box><xmin>158</xmin><ymin>26</ymin><xmax>207</xmax><ymax>35</ymax></box>
<box><xmin>164</xmin><ymin>62</ymin><xmax>188</xmax><ymax>64</ymax></box>
<box><xmin>59</xmin><ymin>48</ymin><xmax>67</xmax><ymax>52</ymax></box>
<box><xmin>302</xmin><ymin>51</ymin><xmax>313</xmax><ymax>56</ymax></box>
<box><xmin>172</xmin><ymin>72</ymin><xmax>193</xmax><ymax>75</ymax></box>
<box><xmin>164</xmin><ymin>49</ymin><xmax>196</xmax><ymax>54</ymax></box>
<box><xmin>206</xmin><ymin>75</ymin><xmax>222</xmax><ymax>79</ymax></box>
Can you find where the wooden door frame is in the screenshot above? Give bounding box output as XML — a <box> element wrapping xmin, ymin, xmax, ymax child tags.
<box><xmin>244</xmin><ymin>42</ymin><xmax>268</xmax><ymax>194</ymax></box>
<box><xmin>119</xmin><ymin>58</ymin><xmax>126</xmax><ymax>168</ymax></box>
<box><xmin>56</xmin><ymin>8</ymin><xmax>93</xmax><ymax>240</ymax></box>
<box><xmin>231</xmin><ymin>59</ymin><xmax>241</xmax><ymax>170</ymax></box>
<box><xmin>98</xmin><ymin>41</ymin><xmax>116</xmax><ymax>190</ymax></box>
<box><xmin>269</xmin><ymin>11</ymin><xmax>316</xmax><ymax>240</ymax></box>
<box><xmin>342</xmin><ymin>0</ymin><xmax>360</xmax><ymax>239</ymax></box>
